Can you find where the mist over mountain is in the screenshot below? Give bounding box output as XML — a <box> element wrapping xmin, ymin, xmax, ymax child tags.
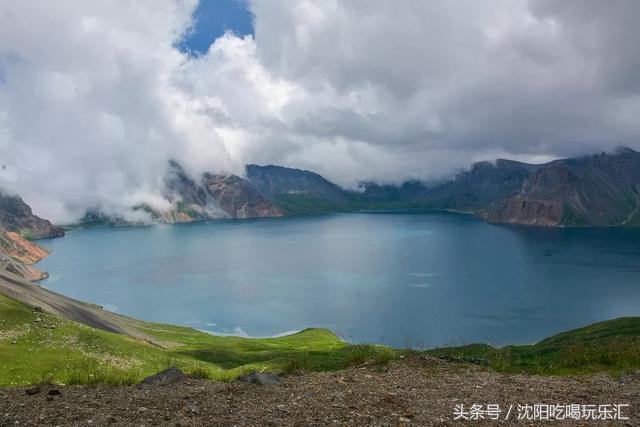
<box><xmin>65</xmin><ymin>147</ymin><xmax>640</xmax><ymax>229</ymax></box>
<box><xmin>2</xmin><ymin>1</ymin><xmax>640</xmax><ymax>222</ymax></box>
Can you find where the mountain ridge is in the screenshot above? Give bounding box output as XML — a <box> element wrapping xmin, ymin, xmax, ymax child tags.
<box><xmin>482</xmin><ymin>148</ymin><xmax>640</xmax><ymax>226</ymax></box>
<box><xmin>0</xmin><ymin>193</ymin><xmax>64</xmax><ymax>281</ymax></box>
<box><xmin>68</xmin><ymin>147</ymin><xmax>640</xmax><ymax>228</ymax></box>
<box><xmin>0</xmin><ymin>192</ymin><xmax>64</xmax><ymax>239</ymax></box>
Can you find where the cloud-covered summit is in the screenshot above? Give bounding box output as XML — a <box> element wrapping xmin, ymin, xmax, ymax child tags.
<box><xmin>0</xmin><ymin>0</ymin><xmax>639</xmax><ymax>222</ymax></box>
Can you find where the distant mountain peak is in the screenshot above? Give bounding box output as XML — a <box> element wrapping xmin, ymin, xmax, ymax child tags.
<box><xmin>245</xmin><ymin>164</ymin><xmax>347</xmax><ymax>204</ymax></box>
<box><xmin>612</xmin><ymin>146</ymin><xmax>639</xmax><ymax>155</ymax></box>
<box><xmin>245</xmin><ymin>164</ymin><xmax>327</xmax><ymax>180</ymax></box>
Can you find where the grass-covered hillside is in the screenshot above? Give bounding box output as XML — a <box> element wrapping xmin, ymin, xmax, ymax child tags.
<box><xmin>2</xmin><ymin>287</ymin><xmax>640</xmax><ymax>387</ymax></box>
<box><xmin>0</xmin><ymin>293</ymin><xmax>398</xmax><ymax>386</ymax></box>
<box><xmin>427</xmin><ymin>317</ymin><xmax>640</xmax><ymax>375</ymax></box>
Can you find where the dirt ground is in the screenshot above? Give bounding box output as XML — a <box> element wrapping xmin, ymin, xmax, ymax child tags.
<box><xmin>1</xmin><ymin>356</ymin><xmax>638</xmax><ymax>426</ymax></box>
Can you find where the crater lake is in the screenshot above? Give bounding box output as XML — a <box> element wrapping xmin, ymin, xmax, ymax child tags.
<box><xmin>36</xmin><ymin>212</ymin><xmax>640</xmax><ymax>348</ymax></box>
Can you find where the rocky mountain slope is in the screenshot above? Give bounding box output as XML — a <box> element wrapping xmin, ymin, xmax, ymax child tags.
<box><xmin>78</xmin><ymin>147</ymin><xmax>640</xmax><ymax>228</ymax></box>
<box><xmin>246</xmin><ymin>164</ymin><xmax>347</xmax><ymax>200</ymax></box>
<box><xmin>0</xmin><ymin>228</ymin><xmax>50</xmax><ymax>281</ymax></box>
<box><xmin>419</xmin><ymin>159</ymin><xmax>540</xmax><ymax>211</ymax></box>
<box><xmin>0</xmin><ymin>194</ymin><xmax>63</xmax><ymax>281</ymax></box>
<box><xmin>243</xmin><ymin>148</ymin><xmax>640</xmax><ymax>227</ymax></box>
<box><xmin>484</xmin><ymin>148</ymin><xmax>640</xmax><ymax>226</ymax></box>
<box><xmin>158</xmin><ymin>161</ymin><xmax>283</xmax><ymax>222</ymax></box>
<box><xmin>0</xmin><ymin>192</ymin><xmax>64</xmax><ymax>239</ymax></box>
<box><xmin>357</xmin><ymin>158</ymin><xmax>539</xmax><ymax>211</ymax></box>
<box><xmin>201</xmin><ymin>173</ymin><xmax>283</xmax><ymax>218</ymax></box>
<box><xmin>246</xmin><ymin>164</ymin><xmax>354</xmax><ymax>213</ymax></box>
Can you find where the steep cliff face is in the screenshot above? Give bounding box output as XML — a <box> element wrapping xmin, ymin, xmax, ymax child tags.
<box><xmin>203</xmin><ymin>174</ymin><xmax>283</xmax><ymax>218</ymax></box>
<box><xmin>245</xmin><ymin>165</ymin><xmax>342</xmax><ymax>198</ymax></box>
<box><xmin>1</xmin><ymin>231</ymin><xmax>49</xmax><ymax>264</ymax></box>
<box><xmin>0</xmin><ymin>193</ymin><xmax>64</xmax><ymax>239</ymax></box>
<box><xmin>161</xmin><ymin>162</ymin><xmax>283</xmax><ymax>221</ymax></box>
<box><xmin>485</xmin><ymin>148</ymin><xmax>640</xmax><ymax>227</ymax></box>
<box><xmin>483</xmin><ymin>166</ymin><xmax>576</xmax><ymax>226</ymax></box>
<box><xmin>245</xmin><ymin>164</ymin><xmax>353</xmax><ymax>213</ymax></box>
<box><xmin>161</xmin><ymin>161</ymin><xmax>228</xmax><ymax>222</ymax></box>
<box><xmin>0</xmin><ymin>194</ymin><xmax>59</xmax><ymax>280</ymax></box>
<box><xmin>0</xmin><ymin>227</ymin><xmax>49</xmax><ymax>281</ymax></box>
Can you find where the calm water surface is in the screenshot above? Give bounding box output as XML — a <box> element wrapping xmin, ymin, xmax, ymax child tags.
<box><xmin>37</xmin><ymin>212</ymin><xmax>640</xmax><ymax>347</ymax></box>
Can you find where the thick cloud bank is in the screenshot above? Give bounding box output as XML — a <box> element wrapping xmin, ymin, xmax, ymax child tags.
<box><xmin>1</xmin><ymin>0</ymin><xmax>639</xmax><ymax>222</ymax></box>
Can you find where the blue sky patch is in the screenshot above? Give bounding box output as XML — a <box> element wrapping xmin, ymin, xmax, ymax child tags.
<box><xmin>179</xmin><ymin>0</ymin><xmax>254</xmax><ymax>56</ymax></box>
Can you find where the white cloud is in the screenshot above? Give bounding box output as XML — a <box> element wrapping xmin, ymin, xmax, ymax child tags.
<box><xmin>1</xmin><ymin>0</ymin><xmax>639</xmax><ymax>222</ymax></box>
<box><xmin>0</xmin><ymin>0</ymin><xmax>201</xmax><ymax>221</ymax></box>
<box><xmin>247</xmin><ymin>0</ymin><xmax>640</xmax><ymax>179</ymax></box>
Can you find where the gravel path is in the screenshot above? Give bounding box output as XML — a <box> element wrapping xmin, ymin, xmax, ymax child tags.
<box><xmin>1</xmin><ymin>356</ymin><xmax>638</xmax><ymax>426</ymax></box>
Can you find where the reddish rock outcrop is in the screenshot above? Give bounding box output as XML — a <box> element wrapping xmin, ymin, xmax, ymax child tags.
<box><xmin>161</xmin><ymin>161</ymin><xmax>282</xmax><ymax>221</ymax></box>
<box><xmin>0</xmin><ymin>192</ymin><xmax>64</xmax><ymax>239</ymax></box>
<box><xmin>0</xmin><ymin>228</ymin><xmax>50</xmax><ymax>281</ymax></box>
<box><xmin>203</xmin><ymin>174</ymin><xmax>283</xmax><ymax>219</ymax></box>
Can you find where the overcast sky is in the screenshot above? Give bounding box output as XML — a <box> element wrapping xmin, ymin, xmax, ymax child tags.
<box><xmin>1</xmin><ymin>0</ymin><xmax>639</xmax><ymax>222</ymax></box>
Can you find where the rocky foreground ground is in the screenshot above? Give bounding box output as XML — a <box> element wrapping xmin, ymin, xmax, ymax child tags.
<box><xmin>1</xmin><ymin>356</ymin><xmax>638</xmax><ymax>426</ymax></box>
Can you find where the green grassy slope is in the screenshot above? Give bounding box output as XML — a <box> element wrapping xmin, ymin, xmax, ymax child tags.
<box><xmin>0</xmin><ymin>294</ymin><xmax>400</xmax><ymax>386</ymax></box>
<box><xmin>3</xmin><ymin>289</ymin><xmax>640</xmax><ymax>386</ymax></box>
<box><xmin>427</xmin><ymin>317</ymin><xmax>640</xmax><ymax>375</ymax></box>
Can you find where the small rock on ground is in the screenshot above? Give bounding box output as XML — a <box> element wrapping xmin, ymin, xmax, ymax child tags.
<box><xmin>236</xmin><ymin>371</ymin><xmax>282</xmax><ymax>386</ymax></box>
<box><xmin>24</xmin><ymin>386</ymin><xmax>40</xmax><ymax>395</ymax></box>
<box><xmin>140</xmin><ymin>367</ymin><xmax>186</xmax><ymax>386</ymax></box>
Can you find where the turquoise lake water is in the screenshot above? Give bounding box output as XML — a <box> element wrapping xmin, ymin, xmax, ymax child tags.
<box><xmin>36</xmin><ymin>212</ymin><xmax>640</xmax><ymax>348</ymax></box>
